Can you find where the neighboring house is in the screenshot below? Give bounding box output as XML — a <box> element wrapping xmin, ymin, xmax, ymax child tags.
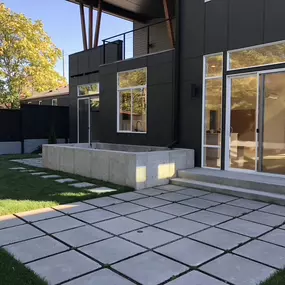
<box><xmin>67</xmin><ymin>0</ymin><xmax>285</xmax><ymax>177</ymax></box>
<box><xmin>21</xmin><ymin>86</ymin><xmax>69</xmax><ymax>107</ymax></box>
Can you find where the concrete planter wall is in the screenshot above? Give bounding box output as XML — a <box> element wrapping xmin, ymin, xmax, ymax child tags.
<box><xmin>43</xmin><ymin>143</ymin><xmax>195</xmax><ymax>190</ymax></box>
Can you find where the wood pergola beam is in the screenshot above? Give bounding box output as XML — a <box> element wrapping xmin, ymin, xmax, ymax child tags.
<box><xmin>163</xmin><ymin>0</ymin><xmax>175</xmax><ymax>48</ymax></box>
<box><xmin>79</xmin><ymin>2</ymin><xmax>88</xmax><ymax>50</ymax></box>
<box><xmin>94</xmin><ymin>0</ymin><xmax>103</xmax><ymax>48</ymax></box>
<box><xmin>89</xmin><ymin>5</ymin><xmax>93</xmax><ymax>49</ymax></box>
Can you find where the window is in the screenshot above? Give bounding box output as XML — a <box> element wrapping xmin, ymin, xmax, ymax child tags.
<box><xmin>38</xmin><ymin>101</ymin><xmax>42</xmax><ymax>105</ymax></box>
<box><xmin>117</xmin><ymin>68</ymin><xmax>147</xmax><ymax>133</ymax></box>
<box><xmin>202</xmin><ymin>54</ymin><xmax>223</xmax><ymax>168</ymax></box>
<box><xmin>28</xmin><ymin>102</ymin><xmax>32</xmax><ymax>104</ymax></box>
<box><xmin>228</xmin><ymin>41</ymin><xmax>285</xmax><ymax>70</ymax></box>
<box><xmin>52</xmin><ymin>99</ymin><xmax>58</xmax><ymax>106</ymax></box>
<box><xmin>78</xmin><ymin>83</ymin><xmax>99</xmax><ymax>96</ymax></box>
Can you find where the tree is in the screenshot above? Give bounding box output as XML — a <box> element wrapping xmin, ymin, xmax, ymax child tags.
<box><xmin>0</xmin><ymin>4</ymin><xmax>66</xmax><ymax>108</ymax></box>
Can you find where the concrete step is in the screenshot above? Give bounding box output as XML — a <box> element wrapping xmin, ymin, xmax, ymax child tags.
<box><xmin>178</xmin><ymin>168</ymin><xmax>285</xmax><ymax>196</ymax></box>
<box><xmin>171</xmin><ymin>178</ymin><xmax>285</xmax><ymax>206</ymax></box>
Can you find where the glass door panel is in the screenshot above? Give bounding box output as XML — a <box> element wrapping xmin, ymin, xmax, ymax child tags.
<box><xmin>229</xmin><ymin>75</ymin><xmax>258</xmax><ymax>171</ymax></box>
<box><xmin>78</xmin><ymin>98</ymin><xmax>89</xmax><ymax>143</ymax></box>
<box><xmin>259</xmin><ymin>72</ymin><xmax>285</xmax><ymax>175</ymax></box>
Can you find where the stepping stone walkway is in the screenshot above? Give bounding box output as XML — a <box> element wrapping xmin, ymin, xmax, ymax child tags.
<box><xmin>9</xmin><ymin>167</ymin><xmax>26</xmax><ymax>170</ymax></box>
<box><xmin>1</xmin><ymin>187</ymin><xmax>285</xmax><ymax>285</ymax></box>
<box><xmin>87</xmin><ymin>187</ymin><xmax>117</xmax><ymax>194</ymax></box>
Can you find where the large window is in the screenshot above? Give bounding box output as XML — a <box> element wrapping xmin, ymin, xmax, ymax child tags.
<box><xmin>202</xmin><ymin>54</ymin><xmax>223</xmax><ymax>168</ymax></box>
<box><xmin>228</xmin><ymin>41</ymin><xmax>285</xmax><ymax>71</ymax></box>
<box><xmin>117</xmin><ymin>68</ymin><xmax>147</xmax><ymax>133</ymax></box>
<box><xmin>78</xmin><ymin>83</ymin><xmax>99</xmax><ymax>96</ymax></box>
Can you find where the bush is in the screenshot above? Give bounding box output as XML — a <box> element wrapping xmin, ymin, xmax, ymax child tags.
<box><xmin>48</xmin><ymin>127</ymin><xmax>57</xmax><ymax>144</ymax></box>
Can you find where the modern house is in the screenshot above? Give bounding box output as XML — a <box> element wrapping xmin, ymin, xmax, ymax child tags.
<box><xmin>21</xmin><ymin>86</ymin><xmax>70</xmax><ymax>107</ymax></box>
<box><xmin>67</xmin><ymin>0</ymin><xmax>285</xmax><ymax>179</ymax></box>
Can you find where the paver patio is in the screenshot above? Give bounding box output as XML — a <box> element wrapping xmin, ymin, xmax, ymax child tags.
<box><xmin>1</xmin><ymin>185</ymin><xmax>285</xmax><ymax>285</ymax></box>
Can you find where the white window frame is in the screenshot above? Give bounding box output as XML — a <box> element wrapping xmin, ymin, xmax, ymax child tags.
<box><xmin>77</xmin><ymin>83</ymin><xmax>100</xmax><ymax>97</ymax></box>
<box><xmin>52</xmin><ymin>99</ymin><xmax>58</xmax><ymax>106</ymax></box>
<box><xmin>227</xmin><ymin>39</ymin><xmax>285</xmax><ymax>71</ymax></box>
<box><xmin>117</xmin><ymin>68</ymin><xmax>147</xmax><ymax>134</ymax></box>
<box><xmin>201</xmin><ymin>52</ymin><xmax>223</xmax><ymax>169</ymax></box>
<box><xmin>28</xmin><ymin>102</ymin><xmax>32</xmax><ymax>104</ymax></box>
<box><xmin>38</xmin><ymin>101</ymin><xmax>42</xmax><ymax>105</ymax></box>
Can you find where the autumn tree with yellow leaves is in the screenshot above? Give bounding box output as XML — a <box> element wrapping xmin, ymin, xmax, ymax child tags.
<box><xmin>0</xmin><ymin>4</ymin><xmax>66</xmax><ymax>108</ymax></box>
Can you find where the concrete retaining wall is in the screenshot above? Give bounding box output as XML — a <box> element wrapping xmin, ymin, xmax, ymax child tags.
<box><xmin>43</xmin><ymin>143</ymin><xmax>195</xmax><ymax>190</ymax></box>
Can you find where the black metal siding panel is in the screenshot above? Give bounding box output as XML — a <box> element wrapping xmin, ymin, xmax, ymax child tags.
<box><xmin>264</xmin><ymin>0</ymin><xmax>285</xmax><ymax>43</ymax></box>
<box><xmin>180</xmin><ymin>0</ymin><xmax>204</xmax><ymax>58</ymax></box>
<box><xmin>0</xmin><ymin>110</ymin><xmax>21</xmax><ymax>141</ymax></box>
<box><xmin>228</xmin><ymin>0</ymin><xmax>264</xmax><ymax>50</ymax></box>
<box><xmin>98</xmin><ymin>50</ymin><xmax>174</xmax><ymax>146</ymax></box>
<box><xmin>205</xmin><ymin>0</ymin><xmax>228</xmax><ymax>54</ymax></box>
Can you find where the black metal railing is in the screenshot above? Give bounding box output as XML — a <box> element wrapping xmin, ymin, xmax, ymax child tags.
<box><xmin>102</xmin><ymin>18</ymin><xmax>175</xmax><ymax>64</ymax></box>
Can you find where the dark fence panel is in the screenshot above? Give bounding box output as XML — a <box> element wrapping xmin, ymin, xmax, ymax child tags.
<box><xmin>21</xmin><ymin>104</ymin><xmax>69</xmax><ymax>140</ymax></box>
<box><xmin>0</xmin><ymin>109</ymin><xmax>21</xmax><ymax>141</ymax></box>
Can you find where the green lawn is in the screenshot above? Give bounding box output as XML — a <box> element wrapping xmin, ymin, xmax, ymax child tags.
<box><xmin>259</xmin><ymin>269</ymin><xmax>285</xmax><ymax>285</ymax></box>
<box><xmin>0</xmin><ymin>154</ymin><xmax>132</xmax><ymax>216</ymax></box>
<box><xmin>0</xmin><ymin>248</ymin><xmax>48</xmax><ymax>285</ymax></box>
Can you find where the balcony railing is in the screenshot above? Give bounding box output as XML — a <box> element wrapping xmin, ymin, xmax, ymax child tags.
<box><xmin>102</xmin><ymin>18</ymin><xmax>175</xmax><ymax>64</ymax></box>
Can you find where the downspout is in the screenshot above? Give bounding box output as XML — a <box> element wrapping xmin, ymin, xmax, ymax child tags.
<box><xmin>168</xmin><ymin>0</ymin><xmax>181</xmax><ymax>149</ymax></box>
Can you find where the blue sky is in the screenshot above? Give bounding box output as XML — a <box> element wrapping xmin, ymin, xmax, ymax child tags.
<box><xmin>2</xmin><ymin>0</ymin><xmax>132</xmax><ymax>80</ymax></box>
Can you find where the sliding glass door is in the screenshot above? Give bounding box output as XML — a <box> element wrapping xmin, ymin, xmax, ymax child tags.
<box><xmin>258</xmin><ymin>72</ymin><xmax>285</xmax><ymax>175</ymax></box>
<box><xmin>226</xmin><ymin>71</ymin><xmax>285</xmax><ymax>175</ymax></box>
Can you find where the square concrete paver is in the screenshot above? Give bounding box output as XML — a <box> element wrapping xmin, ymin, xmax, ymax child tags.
<box><xmin>158</xmin><ymin>193</ymin><xmax>189</xmax><ymax>202</ymax></box>
<box><xmin>4</xmin><ymin>236</ymin><xmax>68</xmax><ymax>263</ymax></box>
<box><xmin>113</xmin><ymin>252</ymin><xmax>188</xmax><ymax>285</ymax></box>
<box><xmin>69</xmin><ymin>182</ymin><xmax>95</xmax><ymax>188</ymax></box>
<box><xmin>121</xmin><ymin>226</ymin><xmax>180</xmax><ymax>249</ymax></box>
<box><xmin>33</xmin><ymin>216</ymin><xmax>85</xmax><ymax>234</ymax></box>
<box><xmin>112</xmin><ymin>192</ymin><xmax>146</xmax><ymax>201</ymax></box>
<box><xmin>72</xmin><ymin>209</ymin><xmax>118</xmax><ymax>224</ymax></box>
<box><xmin>0</xmin><ymin>224</ymin><xmax>44</xmax><ymax>246</ymax></box>
<box><xmin>105</xmin><ymin>202</ymin><xmax>147</xmax><ymax>215</ymax></box>
<box><xmin>55</xmin><ymin>178</ymin><xmax>77</xmax><ymax>184</ymax></box>
<box><xmin>41</xmin><ymin>175</ymin><xmax>61</xmax><ymax>179</ymax></box>
<box><xmin>28</xmin><ymin>250</ymin><xmax>100</xmax><ymax>285</ymax></box>
<box><xmin>155</xmin><ymin>185</ymin><xmax>186</xmax><ymax>191</ymax></box>
<box><xmin>20</xmin><ymin>169</ymin><xmax>36</xmax><ymax>173</ymax></box>
<box><xmin>135</xmin><ymin>188</ymin><xmax>167</xmax><ymax>196</ymax></box>
<box><xmin>218</xmin><ymin>218</ymin><xmax>272</xmax><ymax>237</ymax></box>
<box><xmin>261</xmin><ymin>204</ymin><xmax>285</xmax><ymax>217</ymax></box>
<box><xmin>234</xmin><ymin>240</ymin><xmax>285</xmax><ymax>269</ymax></box>
<box><xmin>80</xmin><ymin>237</ymin><xmax>146</xmax><ymax>264</ymax></box>
<box><xmin>53</xmin><ymin>225</ymin><xmax>112</xmax><ymax>247</ymax></box>
<box><xmin>95</xmin><ymin>216</ymin><xmax>146</xmax><ymax>235</ymax></box>
<box><xmin>156</xmin><ymin>203</ymin><xmax>198</xmax><ymax>216</ymax></box>
<box><xmin>9</xmin><ymin>167</ymin><xmax>26</xmax><ymax>170</ymax></box>
<box><xmin>259</xmin><ymin>229</ymin><xmax>285</xmax><ymax>247</ymax></box>
<box><xmin>208</xmin><ymin>204</ymin><xmax>251</xmax><ymax>217</ymax></box>
<box><xmin>84</xmin><ymin>196</ymin><xmax>122</xmax><ymax>207</ymax></box>
<box><xmin>202</xmin><ymin>193</ymin><xmax>237</xmax><ymax>203</ymax></box>
<box><xmin>177</xmin><ymin>188</ymin><xmax>210</xmax><ymax>197</ymax></box>
<box><xmin>156</xmin><ymin>238</ymin><xmax>222</xmax><ymax>266</ymax></box>
<box><xmin>16</xmin><ymin>208</ymin><xmax>63</xmax><ymax>222</ymax></box>
<box><xmin>53</xmin><ymin>202</ymin><xmax>95</xmax><ymax>214</ymax></box>
<box><xmin>190</xmin><ymin>227</ymin><xmax>250</xmax><ymax>250</ymax></box>
<box><xmin>132</xmin><ymin>197</ymin><xmax>171</xmax><ymax>208</ymax></box>
<box><xmin>228</xmin><ymin>198</ymin><xmax>269</xmax><ymax>210</ymax></box>
<box><xmin>167</xmin><ymin>271</ymin><xmax>227</xmax><ymax>285</ymax></box>
<box><xmin>0</xmin><ymin>215</ymin><xmax>25</xmax><ymax>229</ymax></box>
<box><xmin>241</xmin><ymin>211</ymin><xmax>285</xmax><ymax>227</ymax></box>
<box><xmin>156</xmin><ymin>217</ymin><xmax>208</xmax><ymax>236</ymax></box>
<box><xmin>88</xmin><ymin>187</ymin><xmax>117</xmax><ymax>194</ymax></box>
<box><xmin>201</xmin><ymin>254</ymin><xmax>275</xmax><ymax>285</ymax></box>
<box><xmin>128</xmin><ymin>209</ymin><xmax>174</xmax><ymax>225</ymax></box>
<box><xmin>183</xmin><ymin>210</ymin><xmax>232</xmax><ymax>226</ymax></box>
<box><xmin>64</xmin><ymin>269</ymin><xmax>135</xmax><ymax>285</ymax></box>
<box><xmin>180</xmin><ymin>198</ymin><xmax>219</xmax><ymax>209</ymax></box>
<box><xmin>31</xmin><ymin>172</ymin><xmax>48</xmax><ymax>176</ymax></box>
